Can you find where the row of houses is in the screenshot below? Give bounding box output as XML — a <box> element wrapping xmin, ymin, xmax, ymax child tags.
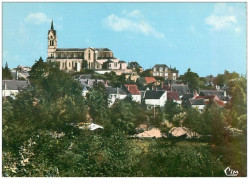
<box><xmin>106</xmin><ymin>82</ymin><xmax>229</xmax><ymax>110</ymax></box>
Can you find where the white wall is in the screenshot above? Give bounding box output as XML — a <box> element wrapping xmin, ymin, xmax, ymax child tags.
<box><xmin>131</xmin><ymin>95</ymin><xmax>141</xmax><ymax>103</ymax></box>
<box><xmin>108</xmin><ymin>94</ymin><xmax>127</xmax><ymax>106</ymax></box>
<box><xmin>192</xmin><ymin>105</ymin><xmax>205</xmax><ymax>112</ymax></box>
<box><xmin>2</xmin><ymin>90</ymin><xmax>19</xmax><ymax>97</ymax></box>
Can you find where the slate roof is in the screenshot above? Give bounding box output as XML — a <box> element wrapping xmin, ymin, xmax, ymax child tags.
<box><xmin>181</xmin><ymin>93</ymin><xmax>194</xmax><ymax>100</ymax></box>
<box><xmin>167</xmin><ymin>91</ymin><xmax>180</xmax><ymax>101</ymax></box>
<box><xmin>57</xmin><ymin>48</ymin><xmax>86</xmax><ymax>51</ymax></box>
<box><xmin>95</xmin><ymin>48</ymin><xmax>111</xmax><ymax>51</ymax></box>
<box><xmin>78</xmin><ymin>79</ymin><xmax>105</xmax><ymax>88</ymax></box>
<box><xmin>199</xmin><ymin>90</ymin><xmax>224</xmax><ymax>96</ymax></box>
<box><xmin>124</xmin><ymin>84</ymin><xmax>141</xmax><ymax>95</ymax></box>
<box><xmin>106</xmin><ymin>87</ymin><xmax>127</xmax><ymax>95</ymax></box>
<box><xmin>162</xmin><ymin>84</ymin><xmax>189</xmax><ymax>96</ymax></box>
<box><xmin>189</xmin><ymin>98</ymin><xmax>205</xmax><ymax>105</ymax></box>
<box><xmin>2</xmin><ymin>80</ymin><xmax>30</xmax><ymax>90</ymax></box>
<box><xmin>153</xmin><ymin>64</ymin><xmax>169</xmax><ymax>69</ymax></box>
<box><xmin>56</xmin><ymin>47</ymin><xmax>111</xmax><ymax>52</ymax></box>
<box><xmin>127</xmin><ymin>61</ymin><xmax>142</xmax><ymax>69</ymax></box>
<box><xmin>144</xmin><ymin>90</ymin><xmax>166</xmax><ymax>99</ymax></box>
<box><xmin>118</xmin><ymin>60</ymin><xmax>126</xmax><ymax>63</ymax></box>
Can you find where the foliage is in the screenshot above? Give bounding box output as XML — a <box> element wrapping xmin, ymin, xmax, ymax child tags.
<box><xmin>226</xmin><ymin>77</ymin><xmax>247</xmax><ymax>131</ymax></box>
<box><xmin>2</xmin><ymin>62</ymin><xmax>13</xmax><ymax>80</ymax></box>
<box><xmin>178</xmin><ymin>68</ymin><xmax>204</xmax><ymax>92</ymax></box>
<box><xmin>141</xmin><ymin>140</ymin><xmax>224</xmax><ymax>176</ymax></box>
<box><xmin>139</xmin><ymin>69</ymin><xmax>152</xmax><ymax>77</ymax></box>
<box><xmin>109</xmin><ymin>97</ymin><xmax>147</xmax><ymax>134</ymax></box>
<box><xmin>161</xmin><ymin>101</ymin><xmax>184</xmax><ymax>123</ymax></box>
<box><xmin>86</xmin><ymin>82</ymin><xmax>109</xmax><ymax>125</ymax></box>
<box><xmin>214</xmin><ymin>70</ymin><xmax>240</xmax><ymax>87</ymax></box>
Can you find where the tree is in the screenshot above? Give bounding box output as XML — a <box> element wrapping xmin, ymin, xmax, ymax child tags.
<box><xmin>226</xmin><ymin>77</ymin><xmax>247</xmax><ymax>131</ymax></box>
<box><xmin>178</xmin><ymin>68</ymin><xmax>201</xmax><ymax>92</ymax></box>
<box><xmin>109</xmin><ymin>97</ymin><xmax>146</xmax><ymax>134</ymax></box>
<box><xmin>86</xmin><ymin>82</ymin><xmax>109</xmax><ymax>125</ymax></box>
<box><xmin>2</xmin><ymin>62</ymin><xmax>13</xmax><ymax>80</ymax></box>
<box><xmin>140</xmin><ymin>69</ymin><xmax>152</xmax><ymax>77</ymax></box>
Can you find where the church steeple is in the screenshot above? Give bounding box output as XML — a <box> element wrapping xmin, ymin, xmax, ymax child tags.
<box><xmin>51</xmin><ymin>19</ymin><xmax>54</xmax><ymax>31</ymax></box>
<box><xmin>47</xmin><ymin>19</ymin><xmax>57</xmax><ymax>59</ymax></box>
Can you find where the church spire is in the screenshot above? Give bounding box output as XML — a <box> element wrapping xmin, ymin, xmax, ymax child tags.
<box><xmin>51</xmin><ymin>19</ymin><xmax>54</xmax><ymax>31</ymax></box>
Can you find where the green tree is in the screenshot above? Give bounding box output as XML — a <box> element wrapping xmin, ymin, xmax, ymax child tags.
<box><xmin>110</xmin><ymin>97</ymin><xmax>146</xmax><ymax>134</ymax></box>
<box><xmin>140</xmin><ymin>69</ymin><xmax>152</xmax><ymax>77</ymax></box>
<box><xmin>178</xmin><ymin>68</ymin><xmax>201</xmax><ymax>92</ymax></box>
<box><xmin>226</xmin><ymin>77</ymin><xmax>247</xmax><ymax>130</ymax></box>
<box><xmin>2</xmin><ymin>62</ymin><xmax>13</xmax><ymax>80</ymax></box>
<box><xmin>86</xmin><ymin>82</ymin><xmax>109</xmax><ymax>125</ymax></box>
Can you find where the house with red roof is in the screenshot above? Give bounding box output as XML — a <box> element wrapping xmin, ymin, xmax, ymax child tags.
<box><xmin>137</xmin><ymin>77</ymin><xmax>156</xmax><ymax>86</ymax></box>
<box><xmin>124</xmin><ymin>84</ymin><xmax>141</xmax><ymax>103</ymax></box>
<box><xmin>167</xmin><ymin>91</ymin><xmax>181</xmax><ymax>104</ymax></box>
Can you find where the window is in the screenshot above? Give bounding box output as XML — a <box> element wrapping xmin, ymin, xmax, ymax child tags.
<box><xmin>109</xmin><ymin>63</ymin><xmax>111</xmax><ymax>68</ymax></box>
<box><xmin>153</xmin><ymin>68</ymin><xmax>157</xmax><ymax>72</ymax></box>
<box><xmin>160</xmin><ymin>67</ymin><xmax>163</xmax><ymax>72</ymax></box>
<box><xmin>165</xmin><ymin>73</ymin><xmax>168</xmax><ymax>76</ymax></box>
<box><xmin>114</xmin><ymin>62</ymin><xmax>117</xmax><ymax>67</ymax></box>
<box><xmin>173</xmin><ymin>73</ymin><xmax>176</xmax><ymax>76</ymax></box>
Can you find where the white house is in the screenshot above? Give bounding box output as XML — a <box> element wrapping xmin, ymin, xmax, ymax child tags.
<box><xmin>124</xmin><ymin>84</ymin><xmax>141</xmax><ymax>103</ymax></box>
<box><xmin>188</xmin><ymin>99</ymin><xmax>206</xmax><ymax>112</ymax></box>
<box><xmin>2</xmin><ymin>80</ymin><xmax>30</xmax><ymax>98</ymax></box>
<box><xmin>106</xmin><ymin>87</ymin><xmax>127</xmax><ymax>106</ymax></box>
<box><xmin>144</xmin><ymin>90</ymin><xmax>167</xmax><ymax>109</ymax></box>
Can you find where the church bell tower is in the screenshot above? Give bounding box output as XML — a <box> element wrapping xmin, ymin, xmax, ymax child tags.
<box><xmin>47</xmin><ymin>20</ymin><xmax>57</xmax><ymax>59</ymax></box>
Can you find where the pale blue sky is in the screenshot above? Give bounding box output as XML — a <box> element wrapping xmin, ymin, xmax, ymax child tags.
<box><xmin>2</xmin><ymin>2</ymin><xmax>247</xmax><ymax>76</ymax></box>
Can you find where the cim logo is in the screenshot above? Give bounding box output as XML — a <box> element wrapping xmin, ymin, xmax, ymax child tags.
<box><xmin>224</xmin><ymin>167</ymin><xmax>239</xmax><ymax>176</ymax></box>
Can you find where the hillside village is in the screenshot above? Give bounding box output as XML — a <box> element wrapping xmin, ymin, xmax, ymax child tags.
<box><xmin>2</xmin><ymin>20</ymin><xmax>247</xmax><ymax>177</ymax></box>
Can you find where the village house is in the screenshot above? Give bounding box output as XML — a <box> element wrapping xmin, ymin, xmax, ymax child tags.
<box><xmin>76</xmin><ymin>78</ymin><xmax>107</xmax><ymax>97</ymax></box>
<box><xmin>137</xmin><ymin>77</ymin><xmax>156</xmax><ymax>86</ymax></box>
<box><xmin>187</xmin><ymin>98</ymin><xmax>206</xmax><ymax>112</ymax></box>
<box><xmin>106</xmin><ymin>87</ymin><xmax>127</xmax><ymax>106</ymax></box>
<box><xmin>127</xmin><ymin>61</ymin><xmax>143</xmax><ymax>72</ymax></box>
<box><xmin>152</xmin><ymin>64</ymin><xmax>179</xmax><ymax>80</ymax></box>
<box><xmin>124</xmin><ymin>84</ymin><xmax>141</xmax><ymax>103</ymax></box>
<box><xmin>162</xmin><ymin>83</ymin><xmax>189</xmax><ymax>98</ymax></box>
<box><xmin>199</xmin><ymin>89</ymin><xmax>229</xmax><ymax>104</ymax></box>
<box><xmin>143</xmin><ymin>90</ymin><xmax>167</xmax><ymax>109</ymax></box>
<box><xmin>2</xmin><ymin>80</ymin><xmax>30</xmax><ymax>98</ymax></box>
<box><xmin>167</xmin><ymin>91</ymin><xmax>181</xmax><ymax>104</ymax></box>
<box><xmin>126</xmin><ymin>71</ymin><xmax>140</xmax><ymax>82</ymax></box>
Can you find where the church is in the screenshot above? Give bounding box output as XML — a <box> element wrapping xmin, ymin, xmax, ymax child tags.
<box><xmin>47</xmin><ymin>20</ymin><xmax>127</xmax><ymax>72</ymax></box>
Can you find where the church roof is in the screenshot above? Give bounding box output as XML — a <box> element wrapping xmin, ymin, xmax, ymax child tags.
<box><xmin>56</xmin><ymin>48</ymin><xmax>86</xmax><ymax>51</ymax></box>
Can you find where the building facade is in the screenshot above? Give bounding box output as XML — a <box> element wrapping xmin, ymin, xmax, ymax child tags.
<box><xmin>47</xmin><ymin>21</ymin><xmax>127</xmax><ymax>72</ymax></box>
<box><xmin>152</xmin><ymin>64</ymin><xmax>179</xmax><ymax>80</ymax></box>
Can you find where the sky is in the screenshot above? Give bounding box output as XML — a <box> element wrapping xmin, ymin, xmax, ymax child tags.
<box><xmin>2</xmin><ymin>2</ymin><xmax>247</xmax><ymax>77</ymax></box>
